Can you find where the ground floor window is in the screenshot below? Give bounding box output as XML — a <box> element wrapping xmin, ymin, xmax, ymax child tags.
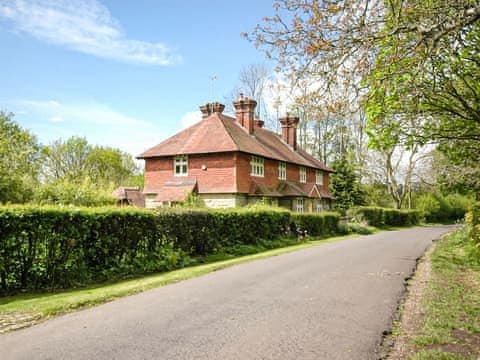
<box><xmin>315</xmin><ymin>200</ymin><xmax>323</xmax><ymax>212</ymax></box>
<box><xmin>296</xmin><ymin>197</ymin><xmax>304</xmax><ymax>212</ymax></box>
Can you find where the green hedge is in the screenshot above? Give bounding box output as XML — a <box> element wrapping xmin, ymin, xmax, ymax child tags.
<box><xmin>291</xmin><ymin>212</ymin><xmax>340</xmax><ymax>237</ymax></box>
<box><xmin>347</xmin><ymin>206</ymin><xmax>421</xmax><ymax>227</ymax></box>
<box><xmin>0</xmin><ymin>206</ymin><xmax>299</xmax><ymax>293</ymax></box>
<box><xmin>466</xmin><ymin>203</ymin><xmax>480</xmax><ymax>253</ymax></box>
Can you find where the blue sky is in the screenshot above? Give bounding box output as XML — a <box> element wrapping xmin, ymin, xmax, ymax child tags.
<box><xmin>0</xmin><ymin>0</ymin><xmax>277</xmax><ymax>156</ymax></box>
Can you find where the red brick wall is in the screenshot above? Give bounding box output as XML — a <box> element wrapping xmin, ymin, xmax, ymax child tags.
<box><xmin>144</xmin><ymin>153</ymin><xmax>236</xmax><ymax>194</ymax></box>
<box><xmin>145</xmin><ymin>152</ymin><xmax>331</xmax><ymax>196</ymax></box>
<box><xmin>235</xmin><ymin>153</ymin><xmax>331</xmax><ymax>193</ymax></box>
<box><xmin>190</xmin><ymin>153</ymin><xmax>236</xmax><ymax>193</ymax></box>
<box><xmin>144</xmin><ymin>156</ymin><xmax>173</xmax><ymax>191</ymax></box>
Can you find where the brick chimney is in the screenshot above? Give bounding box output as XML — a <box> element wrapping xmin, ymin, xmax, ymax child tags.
<box><xmin>199</xmin><ymin>102</ymin><xmax>225</xmax><ymax>118</ymax></box>
<box><xmin>233</xmin><ymin>94</ymin><xmax>257</xmax><ymax>135</ymax></box>
<box><xmin>279</xmin><ymin>115</ymin><xmax>299</xmax><ymax>150</ymax></box>
<box><xmin>254</xmin><ymin>119</ymin><xmax>264</xmax><ymax>128</ymax></box>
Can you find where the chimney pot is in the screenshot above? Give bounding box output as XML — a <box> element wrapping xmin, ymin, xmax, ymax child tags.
<box><xmin>200</xmin><ymin>102</ymin><xmax>225</xmax><ymax>118</ymax></box>
<box><xmin>233</xmin><ymin>96</ymin><xmax>257</xmax><ymax>135</ymax></box>
<box><xmin>254</xmin><ymin>119</ymin><xmax>264</xmax><ymax>128</ymax></box>
<box><xmin>279</xmin><ymin>115</ymin><xmax>299</xmax><ymax>150</ymax></box>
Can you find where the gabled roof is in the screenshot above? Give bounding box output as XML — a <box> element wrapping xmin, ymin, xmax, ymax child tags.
<box><xmin>137</xmin><ymin>113</ymin><xmax>332</xmax><ymax>172</ymax></box>
<box><xmin>153</xmin><ymin>177</ymin><xmax>197</xmax><ymax>202</ymax></box>
<box><xmin>112</xmin><ymin>187</ymin><xmax>145</xmax><ymax>207</ymax></box>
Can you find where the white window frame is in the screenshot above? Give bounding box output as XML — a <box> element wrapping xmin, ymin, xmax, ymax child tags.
<box><xmin>174</xmin><ymin>155</ymin><xmax>188</xmax><ymax>176</ymax></box>
<box><xmin>316</xmin><ymin>200</ymin><xmax>323</xmax><ymax>212</ymax></box>
<box><xmin>250</xmin><ymin>155</ymin><xmax>264</xmax><ymax>177</ymax></box>
<box><xmin>296</xmin><ymin>198</ymin><xmax>305</xmax><ymax>212</ymax></box>
<box><xmin>278</xmin><ymin>162</ymin><xmax>286</xmax><ymax>180</ymax></box>
<box><xmin>300</xmin><ymin>166</ymin><xmax>307</xmax><ymax>183</ymax></box>
<box><xmin>316</xmin><ymin>170</ymin><xmax>324</xmax><ymax>185</ymax></box>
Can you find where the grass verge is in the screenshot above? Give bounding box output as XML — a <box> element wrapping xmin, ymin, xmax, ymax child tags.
<box><xmin>399</xmin><ymin>227</ymin><xmax>480</xmax><ymax>359</ymax></box>
<box><xmin>0</xmin><ymin>233</ymin><xmax>356</xmax><ymax>332</ymax></box>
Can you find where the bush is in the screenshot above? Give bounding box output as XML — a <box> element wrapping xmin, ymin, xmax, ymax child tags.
<box><xmin>347</xmin><ymin>206</ymin><xmax>421</xmax><ymax>227</ymax></box>
<box><xmin>0</xmin><ymin>206</ymin><xmax>293</xmax><ymax>293</ymax></box>
<box><xmin>465</xmin><ymin>203</ymin><xmax>480</xmax><ymax>258</ymax></box>
<box><xmin>415</xmin><ymin>193</ymin><xmax>474</xmax><ymax>223</ymax></box>
<box><xmin>291</xmin><ymin>212</ymin><xmax>340</xmax><ymax>237</ymax></box>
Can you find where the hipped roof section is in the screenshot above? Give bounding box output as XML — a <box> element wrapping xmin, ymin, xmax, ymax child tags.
<box><xmin>137</xmin><ymin>113</ymin><xmax>332</xmax><ymax>172</ymax></box>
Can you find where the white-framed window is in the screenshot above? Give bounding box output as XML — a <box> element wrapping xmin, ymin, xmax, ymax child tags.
<box><xmin>250</xmin><ymin>155</ymin><xmax>264</xmax><ymax>177</ymax></box>
<box><xmin>296</xmin><ymin>198</ymin><xmax>305</xmax><ymax>212</ymax></box>
<box><xmin>300</xmin><ymin>166</ymin><xmax>307</xmax><ymax>183</ymax></box>
<box><xmin>316</xmin><ymin>170</ymin><xmax>324</xmax><ymax>185</ymax></box>
<box><xmin>316</xmin><ymin>200</ymin><xmax>323</xmax><ymax>212</ymax></box>
<box><xmin>278</xmin><ymin>161</ymin><xmax>286</xmax><ymax>180</ymax></box>
<box><xmin>174</xmin><ymin>155</ymin><xmax>188</xmax><ymax>176</ymax></box>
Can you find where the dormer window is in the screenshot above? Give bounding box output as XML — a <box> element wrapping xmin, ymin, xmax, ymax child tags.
<box><xmin>316</xmin><ymin>170</ymin><xmax>323</xmax><ymax>185</ymax></box>
<box><xmin>250</xmin><ymin>155</ymin><xmax>264</xmax><ymax>177</ymax></box>
<box><xmin>174</xmin><ymin>155</ymin><xmax>188</xmax><ymax>176</ymax></box>
<box><xmin>300</xmin><ymin>166</ymin><xmax>306</xmax><ymax>183</ymax></box>
<box><xmin>278</xmin><ymin>162</ymin><xmax>286</xmax><ymax>180</ymax></box>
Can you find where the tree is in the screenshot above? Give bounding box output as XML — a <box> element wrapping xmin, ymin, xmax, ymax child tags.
<box><xmin>37</xmin><ymin>136</ymin><xmax>140</xmax><ymax>206</ymax></box>
<box><xmin>329</xmin><ymin>155</ymin><xmax>364</xmax><ymax>212</ymax></box>
<box><xmin>246</xmin><ymin>0</ymin><xmax>480</xmax><ymax>163</ymax></box>
<box><xmin>40</xmin><ymin>136</ymin><xmax>138</xmax><ymax>187</ymax></box>
<box><xmin>0</xmin><ymin>112</ymin><xmax>39</xmax><ymax>203</ymax></box>
<box><xmin>225</xmin><ymin>63</ymin><xmax>275</xmax><ymax>128</ymax></box>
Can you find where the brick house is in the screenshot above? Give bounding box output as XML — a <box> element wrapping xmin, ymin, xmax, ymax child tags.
<box><xmin>137</xmin><ymin>96</ymin><xmax>335</xmax><ymax>211</ymax></box>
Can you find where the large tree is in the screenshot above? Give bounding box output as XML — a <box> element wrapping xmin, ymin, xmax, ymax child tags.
<box><xmin>40</xmin><ymin>136</ymin><xmax>138</xmax><ymax>187</ymax></box>
<box><xmin>246</xmin><ymin>0</ymin><xmax>480</xmax><ymax>162</ymax></box>
<box><xmin>0</xmin><ymin>112</ymin><xmax>39</xmax><ymax>203</ymax></box>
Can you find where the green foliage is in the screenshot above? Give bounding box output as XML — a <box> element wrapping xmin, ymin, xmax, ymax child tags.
<box><xmin>362</xmin><ymin>183</ymin><xmax>396</xmax><ymax>208</ymax></box>
<box><xmin>347</xmin><ymin>206</ymin><xmax>421</xmax><ymax>227</ymax></box>
<box><xmin>329</xmin><ymin>155</ymin><xmax>364</xmax><ymax>213</ymax></box>
<box><xmin>465</xmin><ymin>203</ymin><xmax>480</xmax><ymax>260</ymax></box>
<box><xmin>0</xmin><ymin>206</ymin><xmax>299</xmax><ymax>293</ymax></box>
<box><xmin>0</xmin><ymin>112</ymin><xmax>40</xmax><ymax>204</ymax></box>
<box><xmin>291</xmin><ymin>212</ymin><xmax>340</xmax><ymax>237</ymax></box>
<box><xmin>337</xmin><ymin>222</ymin><xmax>375</xmax><ymax>235</ymax></box>
<box><xmin>416</xmin><ymin>193</ymin><xmax>474</xmax><ymax>223</ymax></box>
<box><xmin>33</xmin><ymin>178</ymin><xmax>116</xmax><ymax>206</ymax></box>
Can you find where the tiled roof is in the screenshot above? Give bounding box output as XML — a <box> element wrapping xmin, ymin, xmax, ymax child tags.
<box><xmin>249</xmin><ymin>180</ymin><xmax>283</xmax><ymax>197</ymax></box>
<box><xmin>152</xmin><ymin>177</ymin><xmax>197</xmax><ymax>202</ymax></box>
<box><xmin>137</xmin><ymin>113</ymin><xmax>332</xmax><ymax>172</ymax></box>
<box><xmin>112</xmin><ymin>187</ymin><xmax>145</xmax><ymax>207</ymax></box>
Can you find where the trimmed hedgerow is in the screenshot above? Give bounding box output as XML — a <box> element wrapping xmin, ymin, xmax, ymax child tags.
<box><xmin>291</xmin><ymin>212</ymin><xmax>340</xmax><ymax>237</ymax></box>
<box><xmin>465</xmin><ymin>203</ymin><xmax>480</xmax><ymax>260</ymax></box>
<box><xmin>0</xmin><ymin>206</ymin><xmax>294</xmax><ymax>293</ymax></box>
<box><xmin>347</xmin><ymin>206</ymin><xmax>421</xmax><ymax>227</ymax></box>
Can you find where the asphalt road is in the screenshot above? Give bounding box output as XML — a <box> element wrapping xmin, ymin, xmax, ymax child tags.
<box><xmin>1</xmin><ymin>226</ymin><xmax>453</xmax><ymax>360</ymax></box>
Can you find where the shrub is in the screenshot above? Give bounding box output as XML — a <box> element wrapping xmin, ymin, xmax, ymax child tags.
<box><xmin>465</xmin><ymin>203</ymin><xmax>480</xmax><ymax>259</ymax></box>
<box><xmin>291</xmin><ymin>212</ymin><xmax>340</xmax><ymax>237</ymax></box>
<box><xmin>416</xmin><ymin>193</ymin><xmax>474</xmax><ymax>223</ymax></box>
<box><xmin>347</xmin><ymin>206</ymin><xmax>421</xmax><ymax>227</ymax></box>
<box><xmin>0</xmin><ymin>206</ymin><xmax>293</xmax><ymax>293</ymax></box>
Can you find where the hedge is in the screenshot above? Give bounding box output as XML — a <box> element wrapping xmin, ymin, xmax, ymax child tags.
<box><xmin>347</xmin><ymin>206</ymin><xmax>421</xmax><ymax>227</ymax></box>
<box><xmin>291</xmin><ymin>212</ymin><xmax>340</xmax><ymax>237</ymax></box>
<box><xmin>0</xmin><ymin>206</ymin><xmax>312</xmax><ymax>293</ymax></box>
<box><xmin>466</xmin><ymin>202</ymin><xmax>480</xmax><ymax>252</ymax></box>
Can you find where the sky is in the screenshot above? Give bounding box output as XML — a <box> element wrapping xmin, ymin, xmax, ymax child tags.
<box><xmin>0</xmin><ymin>0</ymin><xmax>278</xmax><ymax>156</ymax></box>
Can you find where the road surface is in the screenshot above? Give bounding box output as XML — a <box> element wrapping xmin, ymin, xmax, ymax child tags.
<box><xmin>0</xmin><ymin>226</ymin><xmax>453</xmax><ymax>360</ymax></box>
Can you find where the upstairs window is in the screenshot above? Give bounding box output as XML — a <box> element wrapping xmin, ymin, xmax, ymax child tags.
<box><xmin>316</xmin><ymin>170</ymin><xmax>324</xmax><ymax>185</ymax></box>
<box><xmin>250</xmin><ymin>155</ymin><xmax>264</xmax><ymax>177</ymax></box>
<box><xmin>300</xmin><ymin>166</ymin><xmax>307</xmax><ymax>183</ymax></box>
<box><xmin>174</xmin><ymin>155</ymin><xmax>188</xmax><ymax>176</ymax></box>
<box><xmin>278</xmin><ymin>162</ymin><xmax>286</xmax><ymax>180</ymax></box>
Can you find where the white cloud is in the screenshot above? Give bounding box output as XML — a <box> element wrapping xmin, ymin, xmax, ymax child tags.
<box><xmin>14</xmin><ymin>99</ymin><xmax>164</xmax><ymax>156</ymax></box>
<box><xmin>181</xmin><ymin>111</ymin><xmax>202</xmax><ymax>128</ymax></box>
<box><xmin>49</xmin><ymin>116</ymin><xmax>63</xmax><ymax>122</ymax></box>
<box><xmin>0</xmin><ymin>0</ymin><xmax>181</xmax><ymax>65</ymax></box>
